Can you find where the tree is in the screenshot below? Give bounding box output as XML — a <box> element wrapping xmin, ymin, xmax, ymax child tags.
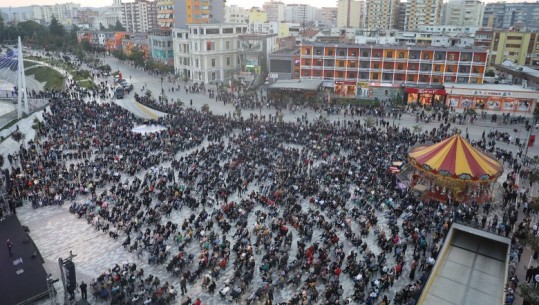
<box><xmin>0</xmin><ymin>14</ymin><xmax>4</xmax><ymax>41</ymax></box>
<box><xmin>99</xmin><ymin>22</ymin><xmax>106</xmax><ymax>31</ymax></box>
<box><xmin>48</xmin><ymin>16</ymin><xmax>65</xmax><ymax>37</ymax></box>
<box><xmin>110</xmin><ymin>20</ymin><xmax>125</xmax><ymax>31</ymax></box>
<box><xmin>128</xmin><ymin>46</ymin><xmax>145</xmax><ymax>67</ymax></box>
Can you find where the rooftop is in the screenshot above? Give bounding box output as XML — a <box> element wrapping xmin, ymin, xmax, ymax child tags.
<box><xmin>300</xmin><ymin>42</ymin><xmax>488</xmax><ymax>52</ymax></box>
<box><xmin>418</xmin><ymin>223</ymin><xmax>510</xmax><ymax>305</ymax></box>
<box><xmin>268</xmin><ymin>79</ymin><xmax>321</xmax><ymax>91</ymax></box>
<box><xmin>446</xmin><ymin>83</ymin><xmax>539</xmax><ymax>92</ymax></box>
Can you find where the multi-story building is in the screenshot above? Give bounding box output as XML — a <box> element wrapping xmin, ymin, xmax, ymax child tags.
<box><xmin>31</xmin><ymin>2</ymin><xmax>80</xmax><ymax>25</ymax></box>
<box><xmin>441</xmin><ymin>0</ymin><xmax>484</xmax><ymax>27</ymax></box>
<box><xmin>483</xmin><ymin>2</ymin><xmax>539</xmax><ymax>31</ymax></box>
<box><xmin>405</xmin><ymin>0</ymin><xmax>443</xmax><ymax>31</ymax></box>
<box><xmin>225</xmin><ymin>5</ymin><xmax>248</xmax><ymax>24</ymax></box>
<box><xmin>156</xmin><ymin>0</ymin><xmax>174</xmax><ymax>30</ymax></box>
<box><xmin>395</xmin><ymin>2</ymin><xmax>407</xmax><ymax>30</ymax></box>
<box><xmin>318</xmin><ymin>7</ymin><xmax>338</xmax><ymax>28</ymax></box>
<box><xmin>337</xmin><ymin>0</ymin><xmax>364</xmax><ymax>28</ymax></box>
<box><xmin>173</xmin><ymin>24</ymin><xmax>246</xmax><ymax>83</ymax></box>
<box><xmin>248</xmin><ymin>7</ymin><xmax>268</xmax><ymax>24</ymax></box>
<box><xmin>121</xmin><ymin>0</ymin><xmax>158</xmax><ymax>33</ymax></box>
<box><xmin>364</xmin><ymin>0</ymin><xmax>399</xmax><ymax>31</ymax></box>
<box><xmin>263</xmin><ymin>1</ymin><xmax>285</xmax><ymax>22</ymax></box>
<box><xmin>92</xmin><ymin>9</ymin><xmax>122</xmax><ymax>31</ymax></box>
<box><xmin>299</xmin><ymin>43</ymin><xmax>487</xmax><ymax>99</ymax></box>
<box><xmin>284</xmin><ymin>4</ymin><xmax>318</xmax><ymax>24</ymax></box>
<box><xmin>473</xmin><ymin>29</ymin><xmax>493</xmax><ymax>49</ymax></box>
<box><xmin>488</xmin><ymin>31</ymin><xmax>539</xmax><ymax>67</ymax></box>
<box><xmin>73</xmin><ymin>8</ymin><xmax>99</xmax><ymax>26</ymax></box>
<box><xmin>174</xmin><ymin>0</ymin><xmax>225</xmax><ymax>28</ymax></box>
<box><xmin>150</xmin><ymin>31</ymin><xmax>174</xmax><ymax>64</ymax></box>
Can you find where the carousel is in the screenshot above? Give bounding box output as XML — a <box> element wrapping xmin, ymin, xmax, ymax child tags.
<box><xmin>408</xmin><ymin>132</ymin><xmax>503</xmax><ymax>204</ymax></box>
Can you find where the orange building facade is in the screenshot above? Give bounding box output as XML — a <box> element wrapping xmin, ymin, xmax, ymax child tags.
<box><xmin>299</xmin><ymin>43</ymin><xmax>488</xmax><ymax>103</ymax></box>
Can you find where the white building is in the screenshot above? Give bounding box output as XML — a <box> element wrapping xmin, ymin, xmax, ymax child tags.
<box><xmin>284</xmin><ymin>4</ymin><xmax>318</xmax><ymax>24</ymax></box>
<box><xmin>173</xmin><ymin>24</ymin><xmax>247</xmax><ymax>84</ymax></box>
<box><xmin>263</xmin><ymin>1</ymin><xmax>285</xmax><ymax>22</ymax></box>
<box><xmin>225</xmin><ymin>5</ymin><xmax>248</xmax><ymax>24</ymax></box>
<box><xmin>92</xmin><ymin>9</ymin><xmax>122</xmax><ymax>30</ymax></box>
<box><xmin>31</xmin><ymin>2</ymin><xmax>80</xmax><ymax>24</ymax></box>
<box><xmin>121</xmin><ymin>0</ymin><xmax>158</xmax><ymax>33</ymax></box>
<box><xmin>337</xmin><ymin>0</ymin><xmax>364</xmax><ymax>28</ymax></box>
<box><xmin>417</xmin><ymin>25</ymin><xmax>479</xmax><ymax>34</ymax></box>
<box><xmin>442</xmin><ymin>0</ymin><xmax>484</xmax><ymax>27</ymax></box>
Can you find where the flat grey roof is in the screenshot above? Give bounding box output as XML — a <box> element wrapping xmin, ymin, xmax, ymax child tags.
<box><xmin>268</xmin><ymin>79</ymin><xmax>322</xmax><ymax>91</ymax></box>
<box><xmin>419</xmin><ymin>223</ymin><xmax>510</xmax><ymax>305</ymax></box>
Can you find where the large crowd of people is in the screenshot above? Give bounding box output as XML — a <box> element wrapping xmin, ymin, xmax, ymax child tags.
<box><xmin>0</xmin><ymin>52</ymin><xmax>533</xmax><ymax>305</ymax></box>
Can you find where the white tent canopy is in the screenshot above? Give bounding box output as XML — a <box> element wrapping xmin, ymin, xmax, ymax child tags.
<box><xmin>131</xmin><ymin>124</ymin><xmax>167</xmax><ymax>134</ymax></box>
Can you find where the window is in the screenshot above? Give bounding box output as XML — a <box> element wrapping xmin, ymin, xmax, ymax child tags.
<box><xmin>348</xmin><ymin>72</ymin><xmax>356</xmax><ymax>78</ymax></box>
<box><xmin>395</xmin><ymin>74</ymin><xmax>402</xmax><ymax>81</ymax></box>
<box><xmin>473</xmin><ymin>55</ymin><xmax>481</xmax><ymax>61</ymax></box>
<box><xmin>374</xmin><ymin>52</ymin><xmax>381</xmax><ymax>58</ymax></box>
<box><xmin>315</xmin><ymin>48</ymin><xmax>322</xmax><ymax>55</ymax></box>
<box><xmin>420</xmin><ymin>75</ymin><xmax>428</xmax><ymax>82</ymax></box>
<box><xmin>349</xmin><ymin>61</ymin><xmax>357</xmax><ymax>68</ymax></box>
<box><xmin>223</xmin><ymin>28</ymin><xmax>233</xmax><ymax>34</ymax></box>
<box><xmin>211</xmin><ymin>58</ymin><xmax>216</xmax><ymax>67</ymax></box>
<box><xmin>193</xmin><ymin>29</ymin><xmax>198</xmax><ymax>34</ymax></box>
<box><xmin>434</xmin><ymin>65</ymin><xmax>440</xmax><ymax>71</ymax></box>
<box><xmin>423</xmin><ymin>53</ymin><xmax>429</xmax><ymax>59</ymax></box>
<box><xmin>433</xmin><ymin>77</ymin><xmax>440</xmax><ymax>83</ymax></box>
<box><xmin>304</xmin><ymin>60</ymin><xmax>311</xmax><ymax>65</ymax></box>
<box><xmin>383</xmin><ymin>73</ymin><xmax>391</xmax><ymax>81</ymax></box>
<box><xmin>373</xmin><ymin>63</ymin><xmax>379</xmax><ymax>69</ymax></box>
<box><xmin>337</xmin><ymin>71</ymin><xmax>343</xmax><ymax>78</ymax></box>
<box><xmin>206</xmin><ymin>28</ymin><xmax>220</xmax><ymax>34</ymax></box>
<box><xmin>448</xmin><ymin>54</ymin><xmax>455</xmax><ymax>60</ymax></box>
<box><xmin>212</xmin><ymin>72</ymin><xmax>216</xmax><ymax>80</ymax></box>
<box><xmin>409</xmin><ymin>64</ymin><xmax>417</xmax><ymax>70</ymax></box>
<box><xmin>225</xmin><ymin>41</ymin><xmax>230</xmax><ymax>50</ymax></box>
<box><xmin>372</xmin><ymin>73</ymin><xmax>379</xmax><ymax>79</ymax></box>
<box><xmin>326</xmin><ymin>71</ymin><xmax>333</xmax><ymax>77</ymax></box>
<box><xmin>360</xmin><ymin>72</ymin><xmax>368</xmax><ymax>79</ymax></box>
<box><xmin>338</xmin><ymin>50</ymin><xmax>345</xmax><ymax>56</ymax></box>
<box><xmin>362</xmin><ymin>51</ymin><xmax>369</xmax><ymax>57</ymax></box>
<box><xmin>384</xmin><ymin>63</ymin><xmax>392</xmax><ymax>69</ymax></box>
<box><xmin>227</xmin><ymin>57</ymin><xmax>231</xmax><ymax>66</ymax></box>
<box><xmin>397</xmin><ymin>64</ymin><xmax>403</xmax><ymax>70</ymax></box>
<box><xmin>305</xmin><ymin>48</ymin><xmax>311</xmax><ymax>55</ymax></box>
<box><xmin>195</xmin><ymin>59</ymin><xmax>199</xmax><ymax>67</ymax></box>
<box><xmin>314</xmin><ymin>71</ymin><xmax>321</xmax><ymax>76</ymax></box>
<box><xmin>386</xmin><ymin>51</ymin><xmax>393</xmax><ymax>58</ymax></box>
<box><xmin>399</xmin><ymin>52</ymin><xmax>405</xmax><ymax>58</ymax></box>
<box><xmin>338</xmin><ymin>61</ymin><xmax>344</xmax><ymax>67</ymax></box>
<box><xmin>360</xmin><ymin>62</ymin><xmax>369</xmax><ymax>68</ymax></box>
<box><xmin>407</xmin><ymin>75</ymin><xmax>415</xmax><ymax>81</ymax></box>
<box><xmin>206</xmin><ymin>41</ymin><xmax>215</xmax><ymax>51</ymax></box>
<box><xmin>328</xmin><ymin>49</ymin><xmax>334</xmax><ymax>56</ymax></box>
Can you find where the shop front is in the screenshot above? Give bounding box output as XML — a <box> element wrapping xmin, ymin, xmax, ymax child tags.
<box><xmin>445</xmin><ymin>84</ymin><xmax>537</xmax><ymax>113</ymax></box>
<box><xmin>405</xmin><ymin>87</ymin><xmax>447</xmax><ymax>106</ymax></box>
<box><xmin>335</xmin><ymin>81</ymin><xmax>357</xmax><ymax>96</ymax></box>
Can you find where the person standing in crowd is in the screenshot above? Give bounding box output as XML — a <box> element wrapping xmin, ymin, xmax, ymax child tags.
<box><xmin>79</xmin><ymin>281</ymin><xmax>87</xmax><ymax>300</ymax></box>
<box><xmin>6</xmin><ymin>238</ymin><xmax>12</xmax><ymax>256</ymax></box>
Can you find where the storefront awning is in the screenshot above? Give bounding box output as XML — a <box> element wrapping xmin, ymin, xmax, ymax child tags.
<box><xmin>405</xmin><ymin>88</ymin><xmax>446</xmax><ymax>95</ymax></box>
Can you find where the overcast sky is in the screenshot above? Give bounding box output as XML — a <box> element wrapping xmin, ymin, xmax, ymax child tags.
<box><xmin>5</xmin><ymin>0</ymin><xmax>333</xmax><ymax>9</ymax></box>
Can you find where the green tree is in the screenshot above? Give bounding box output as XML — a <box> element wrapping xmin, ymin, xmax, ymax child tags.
<box><xmin>99</xmin><ymin>22</ymin><xmax>106</xmax><ymax>31</ymax></box>
<box><xmin>48</xmin><ymin>16</ymin><xmax>65</xmax><ymax>37</ymax></box>
<box><xmin>0</xmin><ymin>14</ymin><xmax>4</xmax><ymax>41</ymax></box>
<box><xmin>128</xmin><ymin>46</ymin><xmax>145</xmax><ymax>67</ymax></box>
<box><xmin>110</xmin><ymin>20</ymin><xmax>125</xmax><ymax>31</ymax></box>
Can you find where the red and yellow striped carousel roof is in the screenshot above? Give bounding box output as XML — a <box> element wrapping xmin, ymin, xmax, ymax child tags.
<box><xmin>408</xmin><ymin>134</ymin><xmax>503</xmax><ymax>181</ymax></box>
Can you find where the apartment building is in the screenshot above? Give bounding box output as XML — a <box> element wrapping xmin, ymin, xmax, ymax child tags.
<box><xmin>299</xmin><ymin>43</ymin><xmax>487</xmax><ymax>98</ymax></box>
<box><xmin>337</xmin><ymin>0</ymin><xmax>364</xmax><ymax>28</ymax></box>
<box><xmin>263</xmin><ymin>1</ymin><xmax>285</xmax><ymax>22</ymax></box>
<box><xmin>318</xmin><ymin>7</ymin><xmax>338</xmax><ymax>28</ymax></box>
<box><xmin>405</xmin><ymin>0</ymin><xmax>443</xmax><ymax>31</ymax></box>
<box><xmin>31</xmin><ymin>2</ymin><xmax>80</xmax><ymax>25</ymax></box>
<box><xmin>173</xmin><ymin>24</ymin><xmax>246</xmax><ymax>83</ymax></box>
<box><xmin>225</xmin><ymin>5</ymin><xmax>248</xmax><ymax>24</ymax></box>
<box><xmin>489</xmin><ymin>31</ymin><xmax>539</xmax><ymax>67</ymax></box>
<box><xmin>284</xmin><ymin>4</ymin><xmax>318</xmax><ymax>24</ymax></box>
<box><xmin>483</xmin><ymin>2</ymin><xmax>539</xmax><ymax>31</ymax></box>
<box><xmin>248</xmin><ymin>7</ymin><xmax>268</xmax><ymax>24</ymax></box>
<box><xmin>121</xmin><ymin>0</ymin><xmax>158</xmax><ymax>33</ymax></box>
<box><xmin>364</xmin><ymin>0</ymin><xmax>399</xmax><ymax>31</ymax></box>
<box><xmin>441</xmin><ymin>0</ymin><xmax>484</xmax><ymax>27</ymax></box>
<box><xmin>157</xmin><ymin>0</ymin><xmax>174</xmax><ymax>30</ymax></box>
<box><xmin>174</xmin><ymin>0</ymin><xmax>225</xmax><ymax>28</ymax></box>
